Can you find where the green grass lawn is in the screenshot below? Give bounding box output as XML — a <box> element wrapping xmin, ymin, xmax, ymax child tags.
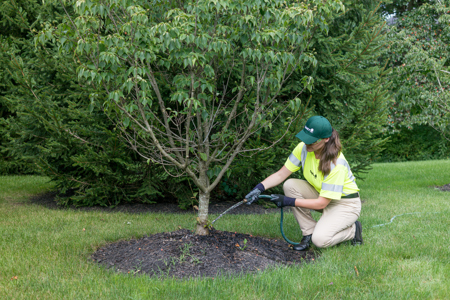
<box><xmin>1</xmin><ymin>160</ymin><xmax>450</xmax><ymax>299</ymax></box>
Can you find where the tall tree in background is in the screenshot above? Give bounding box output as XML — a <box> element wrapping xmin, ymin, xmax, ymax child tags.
<box><xmin>382</xmin><ymin>0</ymin><xmax>450</xmax><ymax>141</ymax></box>
<box><xmin>306</xmin><ymin>0</ymin><xmax>391</xmax><ymax>172</ymax></box>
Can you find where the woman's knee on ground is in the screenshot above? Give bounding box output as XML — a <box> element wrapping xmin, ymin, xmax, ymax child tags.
<box><xmin>311</xmin><ymin>233</ymin><xmax>333</xmax><ymax>249</ymax></box>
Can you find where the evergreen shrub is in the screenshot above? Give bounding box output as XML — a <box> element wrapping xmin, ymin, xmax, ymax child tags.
<box><xmin>377</xmin><ymin>125</ymin><xmax>450</xmax><ymax>162</ymax></box>
<box><xmin>0</xmin><ymin>0</ymin><xmax>198</xmax><ymax>208</ymax></box>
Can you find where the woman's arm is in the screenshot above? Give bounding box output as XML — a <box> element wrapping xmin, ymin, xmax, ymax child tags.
<box><xmin>263</xmin><ymin>166</ymin><xmax>332</xmax><ymax>209</ymax></box>
<box><xmin>294</xmin><ymin>196</ymin><xmax>331</xmax><ymax>210</ymax></box>
<box><xmin>260</xmin><ymin>165</ymin><xmax>293</xmax><ymax>190</ymax></box>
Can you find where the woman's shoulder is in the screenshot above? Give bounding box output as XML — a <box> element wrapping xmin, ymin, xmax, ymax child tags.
<box><xmin>290</xmin><ymin>142</ymin><xmax>306</xmax><ymax>158</ymax></box>
<box><xmin>292</xmin><ymin>141</ymin><xmax>306</xmax><ymax>151</ymax></box>
<box><xmin>334</xmin><ymin>152</ymin><xmax>351</xmax><ymax>168</ymax></box>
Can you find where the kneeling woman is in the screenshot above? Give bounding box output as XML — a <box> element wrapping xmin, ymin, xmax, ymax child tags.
<box><xmin>245</xmin><ymin>116</ymin><xmax>363</xmax><ymax>251</ymax></box>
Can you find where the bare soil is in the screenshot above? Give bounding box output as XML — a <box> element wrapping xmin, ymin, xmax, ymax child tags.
<box><xmin>436</xmin><ymin>183</ymin><xmax>450</xmax><ymax>192</ymax></box>
<box><xmin>30</xmin><ymin>192</ymin><xmax>314</xmax><ymax>279</ymax></box>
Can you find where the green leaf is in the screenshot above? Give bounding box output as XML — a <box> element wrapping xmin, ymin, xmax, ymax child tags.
<box><xmin>123</xmin><ymin>117</ymin><xmax>130</xmax><ymax>128</ymax></box>
<box><xmin>199</xmin><ymin>152</ymin><xmax>207</xmax><ymax>161</ymax></box>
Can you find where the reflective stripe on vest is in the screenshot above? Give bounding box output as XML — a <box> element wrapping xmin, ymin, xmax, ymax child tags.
<box><xmin>288</xmin><ymin>144</ymin><xmax>308</xmax><ymax>169</ymax></box>
<box><xmin>301</xmin><ymin>144</ymin><xmax>308</xmax><ymax>170</ymax></box>
<box><xmin>324</xmin><ymin>157</ymin><xmax>356</xmax><ymax>195</ymax></box>
<box><xmin>288</xmin><ymin>153</ymin><xmax>301</xmax><ymax>167</ymax></box>
<box><xmin>321</xmin><ymin>182</ymin><xmax>344</xmax><ymax>193</ymax></box>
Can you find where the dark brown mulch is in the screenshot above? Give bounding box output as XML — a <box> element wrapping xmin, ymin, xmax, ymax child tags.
<box><xmin>91</xmin><ymin>228</ymin><xmax>316</xmax><ymax>279</ymax></box>
<box><xmin>436</xmin><ymin>183</ymin><xmax>450</xmax><ymax>192</ymax></box>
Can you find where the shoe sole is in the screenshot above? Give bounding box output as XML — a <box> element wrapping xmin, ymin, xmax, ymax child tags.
<box><xmin>292</xmin><ymin>245</ymin><xmax>311</xmax><ymax>251</ymax></box>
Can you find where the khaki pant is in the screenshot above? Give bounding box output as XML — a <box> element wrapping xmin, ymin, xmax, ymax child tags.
<box><xmin>283</xmin><ymin>179</ymin><xmax>361</xmax><ymax>248</ymax></box>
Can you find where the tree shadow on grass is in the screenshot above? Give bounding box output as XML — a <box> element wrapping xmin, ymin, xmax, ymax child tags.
<box><xmin>28</xmin><ymin>191</ymin><xmax>285</xmax><ymax>215</ymax></box>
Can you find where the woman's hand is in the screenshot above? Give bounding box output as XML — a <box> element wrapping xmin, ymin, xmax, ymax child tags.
<box><xmin>246</xmin><ymin>166</ymin><xmax>292</xmax><ymax>205</ymax></box>
<box><xmin>269</xmin><ymin>194</ymin><xmax>296</xmax><ymax>207</ymax></box>
<box><xmin>245</xmin><ymin>183</ymin><xmax>265</xmax><ymax>205</ymax></box>
<box><xmin>270</xmin><ymin>195</ymin><xmax>332</xmax><ymax>209</ymax></box>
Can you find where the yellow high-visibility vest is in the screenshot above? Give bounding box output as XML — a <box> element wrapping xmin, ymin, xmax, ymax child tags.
<box><xmin>284</xmin><ymin>142</ymin><xmax>359</xmax><ymax>200</ymax></box>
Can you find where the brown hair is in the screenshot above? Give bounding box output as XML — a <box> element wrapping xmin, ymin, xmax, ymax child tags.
<box><xmin>318</xmin><ymin>129</ymin><xmax>341</xmax><ymax>175</ymax></box>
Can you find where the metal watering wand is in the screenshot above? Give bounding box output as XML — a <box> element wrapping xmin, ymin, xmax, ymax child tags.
<box><xmin>211</xmin><ymin>195</ymin><xmax>300</xmax><ymax>246</ymax></box>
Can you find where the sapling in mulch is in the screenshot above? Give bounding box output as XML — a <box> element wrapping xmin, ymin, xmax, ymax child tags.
<box><xmin>39</xmin><ymin>0</ymin><xmax>345</xmax><ymax>234</ymax></box>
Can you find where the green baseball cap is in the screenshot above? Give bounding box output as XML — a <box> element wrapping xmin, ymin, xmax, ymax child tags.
<box><xmin>295</xmin><ymin>116</ymin><xmax>332</xmax><ymax>144</ymax></box>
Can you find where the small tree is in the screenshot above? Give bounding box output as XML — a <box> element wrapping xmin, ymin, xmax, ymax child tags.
<box><xmin>43</xmin><ymin>0</ymin><xmax>344</xmax><ymax>234</ymax></box>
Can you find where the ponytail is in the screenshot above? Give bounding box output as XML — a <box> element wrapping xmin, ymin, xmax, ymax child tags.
<box><xmin>318</xmin><ymin>129</ymin><xmax>341</xmax><ymax>175</ymax></box>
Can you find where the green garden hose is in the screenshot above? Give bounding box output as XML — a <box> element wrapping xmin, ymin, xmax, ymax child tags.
<box><xmin>259</xmin><ymin>196</ymin><xmax>441</xmax><ymax>245</ymax></box>
<box><xmin>259</xmin><ymin>195</ymin><xmax>300</xmax><ymax>245</ymax></box>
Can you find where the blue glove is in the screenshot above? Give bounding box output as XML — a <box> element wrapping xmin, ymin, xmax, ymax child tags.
<box><xmin>269</xmin><ymin>194</ymin><xmax>296</xmax><ymax>208</ymax></box>
<box><xmin>245</xmin><ymin>183</ymin><xmax>265</xmax><ymax>205</ymax></box>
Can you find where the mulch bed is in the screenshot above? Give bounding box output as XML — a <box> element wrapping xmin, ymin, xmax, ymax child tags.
<box><xmin>31</xmin><ymin>192</ymin><xmax>312</xmax><ymax>279</ymax></box>
<box><xmin>91</xmin><ymin>228</ymin><xmax>316</xmax><ymax>279</ymax></box>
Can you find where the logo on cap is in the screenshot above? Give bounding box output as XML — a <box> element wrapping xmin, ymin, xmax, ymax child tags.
<box><xmin>305</xmin><ymin>126</ymin><xmax>314</xmax><ymax>133</ymax></box>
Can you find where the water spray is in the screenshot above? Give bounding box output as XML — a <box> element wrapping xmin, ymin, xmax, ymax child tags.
<box><xmin>211</xmin><ymin>199</ymin><xmax>249</xmax><ymax>225</ymax></box>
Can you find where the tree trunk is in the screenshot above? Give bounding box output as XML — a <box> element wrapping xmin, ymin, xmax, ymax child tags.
<box><xmin>195</xmin><ymin>189</ymin><xmax>210</xmax><ymax>235</ymax></box>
